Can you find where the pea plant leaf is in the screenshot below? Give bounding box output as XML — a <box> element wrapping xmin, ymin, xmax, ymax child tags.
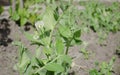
<box><xmin>18</xmin><ymin>51</ymin><xmax>31</xmax><ymax>73</ymax></box>
<box><xmin>60</xmin><ymin>55</ymin><xmax>72</xmax><ymax>65</ymax></box>
<box><xmin>73</xmin><ymin>29</ymin><xmax>81</xmax><ymax>40</ymax></box>
<box><xmin>55</xmin><ymin>37</ymin><xmax>64</xmax><ymax>55</ymax></box>
<box><xmin>20</xmin><ymin>17</ymin><xmax>27</xmax><ymax>26</ymax></box>
<box><xmin>24</xmin><ymin>32</ymin><xmax>43</xmax><ymax>45</ymax></box>
<box><xmin>58</xmin><ymin>24</ymin><xmax>72</xmax><ymax>38</ymax></box>
<box><xmin>11</xmin><ymin>12</ymin><xmax>20</xmax><ymax>21</ymax></box>
<box><xmin>70</xmin><ymin>29</ymin><xmax>82</xmax><ymax>45</ymax></box>
<box><xmin>43</xmin><ymin>6</ymin><xmax>56</xmax><ymax>31</ymax></box>
<box><xmin>45</xmin><ymin>63</ymin><xmax>64</xmax><ymax>72</ymax></box>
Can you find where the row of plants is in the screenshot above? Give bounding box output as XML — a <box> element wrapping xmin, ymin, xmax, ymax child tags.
<box><xmin>89</xmin><ymin>57</ymin><xmax>116</xmax><ymax>75</ymax></box>
<box><xmin>79</xmin><ymin>1</ymin><xmax>120</xmax><ymax>41</ymax></box>
<box><xmin>0</xmin><ymin>0</ymin><xmax>119</xmax><ymax>75</ymax></box>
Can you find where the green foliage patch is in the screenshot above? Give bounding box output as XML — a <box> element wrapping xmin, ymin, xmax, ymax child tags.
<box><xmin>80</xmin><ymin>1</ymin><xmax>120</xmax><ymax>40</ymax></box>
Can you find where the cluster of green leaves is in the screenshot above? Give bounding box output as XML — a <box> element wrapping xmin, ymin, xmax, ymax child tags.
<box><xmin>9</xmin><ymin>0</ymin><xmax>43</xmax><ymax>26</ymax></box>
<box><xmin>13</xmin><ymin>1</ymin><xmax>82</xmax><ymax>75</ymax></box>
<box><xmin>89</xmin><ymin>57</ymin><xmax>116</xmax><ymax>75</ymax></box>
<box><xmin>80</xmin><ymin>1</ymin><xmax>120</xmax><ymax>40</ymax></box>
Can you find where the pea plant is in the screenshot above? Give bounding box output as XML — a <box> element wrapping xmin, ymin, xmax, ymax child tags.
<box><xmin>80</xmin><ymin>1</ymin><xmax>120</xmax><ymax>41</ymax></box>
<box><xmin>89</xmin><ymin>57</ymin><xmax>116</xmax><ymax>75</ymax></box>
<box><xmin>13</xmin><ymin>1</ymin><xmax>82</xmax><ymax>75</ymax></box>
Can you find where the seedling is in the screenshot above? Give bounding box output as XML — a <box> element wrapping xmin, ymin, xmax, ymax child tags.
<box><xmin>80</xmin><ymin>41</ymin><xmax>89</xmax><ymax>59</ymax></box>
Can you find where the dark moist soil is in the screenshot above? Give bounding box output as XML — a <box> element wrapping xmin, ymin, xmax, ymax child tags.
<box><xmin>0</xmin><ymin>1</ymin><xmax>120</xmax><ymax>75</ymax></box>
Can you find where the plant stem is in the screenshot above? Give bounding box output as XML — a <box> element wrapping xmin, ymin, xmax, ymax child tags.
<box><xmin>65</xmin><ymin>0</ymin><xmax>73</xmax><ymax>55</ymax></box>
<box><xmin>65</xmin><ymin>44</ymin><xmax>69</xmax><ymax>55</ymax></box>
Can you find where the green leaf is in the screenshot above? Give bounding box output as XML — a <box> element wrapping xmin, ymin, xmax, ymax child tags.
<box><xmin>24</xmin><ymin>65</ymin><xmax>32</xmax><ymax>75</ymax></box>
<box><xmin>43</xmin><ymin>47</ymin><xmax>52</xmax><ymax>55</ymax></box>
<box><xmin>29</xmin><ymin>14</ymin><xmax>37</xmax><ymax>24</ymax></box>
<box><xmin>41</xmin><ymin>36</ymin><xmax>51</xmax><ymax>46</ymax></box>
<box><xmin>20</xmin><ymin>17</ymin><xmax>27</xmax><ymax>26</ymax></box>
<box><xmin>89</xmin><ymin>69</ymin><xmax>100</xmax><ymax>75</ymax></box>
<box><xmin>54</xmin><ymin>7</ymin><xmax>59</xmax><ymax>20</ymax></box>
<box><xmin>56</xmin><ymin>37</ymin><xmax>64</xmax><ymax>54</ymax></box>
<box><xmin>24</xmin><ymin>32</ymin><xmax>43</xmax><ymax>45</ymax></box>
<box><xmin>11</xmin><ymin>12</ymin><xmax>20</xmax><ymax>21</ymax></box>
<box><xmin>71</xmin><ymin>29</ymin><xmax>82</xmax><ymax>45</ymax></box>
<box><xmin>18</xmin><ymin>52</ymin><xmax>30</xmax><ymax>72</ymax></box>
<box><xmin>74</xmin><ymin>39</ymin><xmax>82</xmax><ymax>45</ymax></box>
<box><xmin>73</xmin><ymin>29</ymin><xmax>81</xmax><ymax>40</ymax></box>
<box><xmin>43</xmin><ymin>6</ymin><xmax>56</xmax><ymax>31</ymax></box>
<box><xmin>35</xmin><ymin>47</ymin><xmax>41</xmax><ymax>58</ymax></box>
<box><xmin>45</xmin><ymin>63</ymin><xmax>64</xmax><ymax>72</ymax></box>
<box><xmin>60</xmin><ymin>55</ymin><xmax>72</xmax><ymax>65</ymax></box>
<box><xmin>59</xmin><ymin>25</ymin><xmax>72</xmax><ymax>38</ymax></box>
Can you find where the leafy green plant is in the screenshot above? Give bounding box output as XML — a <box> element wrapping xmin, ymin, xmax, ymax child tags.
<box><xmin>89</xmin><ymin>57</ymin><xmax>116</xmax><ymax>75</ymax></box>
<box><xmin>80</xmin><ymin>1</ymin><xmax>120</xmax><ymax>41</ymax></box>
<box><xmin>13</xmin><ymin>1</ymin><xmax>82</xmax><ymax>75</ymax></box>
<box><xmin>9</xmin><ymin>0</ymin><xmax>29</xmax><ymax>26</ymax></box>
<box><xmin>9</xmin><ymin>0</ymin><xmax>43</xmax><ymax>26</ymax></box>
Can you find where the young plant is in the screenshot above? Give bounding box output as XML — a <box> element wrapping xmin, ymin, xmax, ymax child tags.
<box><xmin>80</xmin><ymin>1</ymin><xmax>120</xmax><ymax>41</ymax></box>
<box><xmin>9</xmin><ymin>0</ymin><xmax>29</xmax><ymax>26</ymax></box>
<box><xmin>89</xmin><ymin>57</ymin><xmax>116</xmax><ymax>75</ymax></box>
<box><xmin>80</xmin><ymin>41</ymin><xmax>89</xmax><ymax>59</ymax></box>
<box><xmin>13</xmin><ymin>1</ymin><xmax>82</xmax><ymax>75</ymax></box>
